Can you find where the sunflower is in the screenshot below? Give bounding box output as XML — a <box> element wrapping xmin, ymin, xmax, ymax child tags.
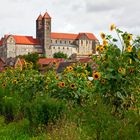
<box><xmin>103</xmin><ymin>39</ymin><xmax>108</xmax><ymax>46</ymax></box>
<box><xmin>101</xmin><ymin>79</ymin><xmax>106</xmax><ymax>84</ymax></box>
<box><xmin>110</xmin><ymin>24</ymin><xmax>116</xmax><ymax>31</ymax></box>
<box><xmin>99</xmin><ymin>46</ymin><xmax>104</xmax><ymax>52</ymax></box>
<box><xmin>58</xmin><ymin>82</ymin><xmax>65</xmax><ymax>88</ymax></box>
<box><xmin>55</xmin><ymin>75</ymin><xmax>59</xmax><ymax>80</ymax></box>
<box><xmin>12</xmin><ymin>79</ymin><xmax>18</xmax><ymax>84</ymax></box>
<box><xmin>2</xmin><ymin>83</ymin><xmax>6</xmax><ymax>88</ymax></box>
<box><xmin>127</xmin><ymin>46</ymin><xmax>132</xmax><ymax>52</ymax></box>
<box><xmin>100</xmin><ymin>32</ymin><xmax>106</xmax><ymax>39</ymax></box>
<box><xmin>118</xmin><ymin>67</ymin><xmax>126</xmax><ymax>75</ymax></box>
<box><xmin>95</xmin><ymin>45</ymin><xmax>100</xmax><ymax>51</ymax></box>
<box><xmin>127</xmin><ymin>34</ymin><xmax>132</xmax><ymax>41</ymax></box>
<box><xmin>92</xmin><ymin>72</ymin><xmax>101</xmax><ymax>80</ymax></box>
<box><xmin>66</xmin><ymin>66</ymin><xmax>73</xmax><ymax>72</ymax></box>
<box><xmin>118</xmin><ymin>67</ymin><xmax>122</xmax><ymax>73</ymax></box>
<box><xmin>70</xmin><ymin>83</ymin><xmax>76</xmax><ymax>89</ymax></box>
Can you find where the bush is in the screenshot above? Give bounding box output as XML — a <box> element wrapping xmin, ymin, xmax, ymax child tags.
<box><xmin>53</xmin><ymin>52</ymin><xmax>68</xmax><ymax>59</ymax></box>
<box><xmin>24</xmin><ymin>95</ymin><xmax>66</xmax><ymax>127</ymax></box>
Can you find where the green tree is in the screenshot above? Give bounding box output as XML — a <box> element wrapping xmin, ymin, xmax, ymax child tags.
<box><xmin>53</xmin><ymin>52</ymin><xmax>68</xmax><ymax>59</ymax></box>
<box><xmin>19</xmin><ymin>52</ymin><xmax>39</xmax><ymax>69</ymax></box>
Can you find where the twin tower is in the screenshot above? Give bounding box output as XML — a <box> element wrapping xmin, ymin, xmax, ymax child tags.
<box><xmin>36</xmin><ymin>12</ymin><xmax>52</xmax><ymax>57</ymax></box>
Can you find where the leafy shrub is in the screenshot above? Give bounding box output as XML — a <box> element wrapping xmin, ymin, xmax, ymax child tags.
<box><xmin>53</xmin><ymin>52</ymin><xmax>68</xmax><ymax>59</ymax></box>
<box><xmin>24</xmin><ymin>95</ymin><xmax>66</xmax><ymax>127</ymax></box>
<box><xmin>92</xmin><ymin>25</ymin><xmax>140</xmax><ymax>114</ymax></box>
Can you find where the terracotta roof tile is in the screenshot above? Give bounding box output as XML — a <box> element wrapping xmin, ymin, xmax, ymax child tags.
<box><xmin>38</xmin><ymin>58</ymin><xmax>64</xmax><ymax>65</ymax></box>
<box><xmin>43</xmin><ymin>12</ymin><xmax>51</xmax><ymax>19</ymax></box>
<box><xmin>51</xmin><ymin>32</ymin><xmax>97</xmax><ymax>40</ymax></box>
<box><xmin>37</xmin><ymin>14</ymin><xmax>43</xmax><ymax>20</ymax></box>
<box><xmin>13</xmin><ymin>35</ymin><xmax>40</xmax><ymax>45</ymax></box>
<box><xmin>51</xmin><ymin>32</ymin><xmax>78</xmax><ymax>40</ymax></box>
<box><xmin>79</xmin><ymin>58</ymin><xmax>92</xmax><ymax>63</ymax></box>
<box><xmin>76</xmin><ymin>33</ymin><xmax>98</xmax><ymax>40</ymax></box>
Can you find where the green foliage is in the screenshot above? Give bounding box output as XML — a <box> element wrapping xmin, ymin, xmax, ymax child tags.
<box><xmin>24</xmin><ymin>95</ymin><xmax>66</xmax><ymax>127</ymax></box>
<box><xmin>53</xmin><ymin>51</ymin><xmax>68</xmax><ymax>59</ymax></box>
<box><xmin>0</xmin><ymin>26</ymin><xmax>140</xmax><ymax>139</ymax></box>
<box><xmin>20</xmin><ymin>52</ymin><xmax>40</xmax><ymax>69</ymax></box>
<box><xmin>0</xmin><ymin>117</ymin><xmax>30</xmax><ymax>140</ymax></box>
<box><xmin>93</xmin><ymin>27</ymin><xmax>140</xmax><ymax>114</ymax></box>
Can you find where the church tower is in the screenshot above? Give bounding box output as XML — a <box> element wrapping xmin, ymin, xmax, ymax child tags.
<box><xmin>36</xmin><ymin>12</ymin><xmax>52</xmax><ymax>57</ymax></box>
<box><xmin>42</xmin><ymin>12</ymin><xmax>52</xmax><ymax>57</ymax></box>
<box><xmin>36</xmin><ymin>14</ymin><xmax>43</xmax><ymax>42</ymax></box>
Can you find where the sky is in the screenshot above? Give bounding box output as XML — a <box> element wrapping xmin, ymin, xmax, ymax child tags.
<box><xmin>0</xmin><ymin>0</ymin><xmax>140</xmax><ymax>40</ymax></box>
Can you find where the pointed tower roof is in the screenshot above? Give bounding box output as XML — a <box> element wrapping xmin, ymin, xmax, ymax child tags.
<box><xmin>37</xmin><ymin>14</ymin><xmax>43</xmax><ymax>20</ymax></box>
<box><xmin>43</xmin><ymin>12</ymin><xmax>51</xmax><ymax>19</ymax></box>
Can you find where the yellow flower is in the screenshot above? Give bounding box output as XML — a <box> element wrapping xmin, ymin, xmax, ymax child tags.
<box><xmin>99</xmin><ymin>46</ymin><xmax>104</xmax><ymax>52</ymax></box>
<box><xmin>100</xmin><ymin>32</ymin><xmax>106</xmax><ymax>39</ymax></box>
<box><xmin>66</xmin><ymin>66</ymin><xmax>73</xmax><ymax>72</ymax></box>
<box><xmin>58</xmin><ymin>82</ymin><xmax>65</xmax><ymax>88</ymax></box>
<box><xmin>96</xmin><ymin>45</ymin><xmax>100</xmax><ymax>51</ymax></box>
<box><xmin>103</xmin><ymin>39</ymin><xmax>108</xmax><ymax>46</ymax></box>
<box><xmin>118</xmin><ymin>67</ymin><xmax>126</xmax><ymax>75</ymax></box>
<box><xmin>127</xmin><ymin>46</ymin><xmax>132</xmax><ymax>52</ymax></box>
<box><xmin>110</xmin><ymin>24</ymin><xmax>116</xmax><ymax>31</ymax></box>
<box><xmin>83</xmin><ymin>63</ymin><xmax>87</xmax><ymax>68</ymax></box>
<box><xmin>12</xmin><ymin>79</ymin><xmax>18</xmax><ymax>84</ymax></box>
<box><xmin>2</xmin><ymin>83</ymin><xmax>6</xmax><ymax>88</ymax></box>
<box><xmin>101</xmin><ymin>79</ymin><xmax>106</xmax><ymax>84</ymax></box>
<box><xmin>70</xmin><ymin>83</ymin><xmax>76</xmax><ymax>89</ymax></box>
<box><xmin>55</xmin><ymin>75</ymin><xmax>59</xmax><ymax>80</ymax></box>
<box><xmin>92</xmin><ymin>72</ymin><xmax>101</xmax><ymax>80</ymax></box>
<box><xmin>118</xmin><ymin>67</ymin><xmax>122</xmax><ymax>73</ymax></box>
<box><xmin>81</xmin><ymin>73</ymin><xmax>86</xmax><ymax>77</ymax></box>
<box><xmin>127</xmin><ymin>34</ymin><xmax>132</xmax><ymax>41</ymax></box>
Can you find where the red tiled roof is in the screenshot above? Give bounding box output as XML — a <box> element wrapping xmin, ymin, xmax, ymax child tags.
<box><xmin>79</xmin><ymin>58</ymin><xmax>92</xmax><ymax>63</ymax></box>
<box><xmin>38</xmin><ymin>58</ymin><xmax>64</xmax><ymax>65</ymax></box>
<box><xmin>51</xmin><ymin>32</ymin><xmax>97</xmax><ymax>40</ymax></box>
<box><xmin>37</xmin><ymin>14</ymin><xmax>43</xmax><ymax>20</ymax></box>
<box><xmin>51</xmin><ymin>32</ymin><xmax>78</xmax><ymax>40</ymax></box>
<box><xmin>43</xmin><ymin>12</ymin><xmax>51</xmax><ymax>19</ymax></box>
<box><xmin>76</xmin><ymin>33</ymin><xmax>98</xmax><ymax>40</ymax></box>
<box><xmin>13</xmin><ymin>35</ymin><xmax>40</xmax><ymax>45</ymax></box>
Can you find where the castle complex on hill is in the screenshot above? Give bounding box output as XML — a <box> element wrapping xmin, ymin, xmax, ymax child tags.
<box><xmin>0</xmin><ymin>12</ymin><xmax>99</xmax><ymax>59</ymax></box>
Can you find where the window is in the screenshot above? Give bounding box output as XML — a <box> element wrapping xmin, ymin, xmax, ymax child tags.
<box><xmin>60</xmin><ymin>40</ymin><xmax>62</xmax><ymax>44</ymax></box>
<box><xmin>65</xmin><ymin>41</ymin><xmax>67</xmax><ymax>44</ymax></box>
<box><xmin>81</xmin><ymin>40</ymin><xmax>83</xmax><ymax>45</ymax></box>
<box><xmin>55</xmin><ymin>40</ymin><xmax>57</xmax><ymax>44</ymax></box>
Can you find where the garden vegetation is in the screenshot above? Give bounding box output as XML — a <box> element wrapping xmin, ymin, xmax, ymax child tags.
<box><xmin>0</xmin><ymin>25</ymin><xmax>140</xmax><ymax>139</ymax></box>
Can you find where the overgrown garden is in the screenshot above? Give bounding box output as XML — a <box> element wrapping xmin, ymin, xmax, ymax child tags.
<box><xmin>0</xmin><ymin>25</ymin><xmax>140</xmax><ymax>139</ymax></box>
